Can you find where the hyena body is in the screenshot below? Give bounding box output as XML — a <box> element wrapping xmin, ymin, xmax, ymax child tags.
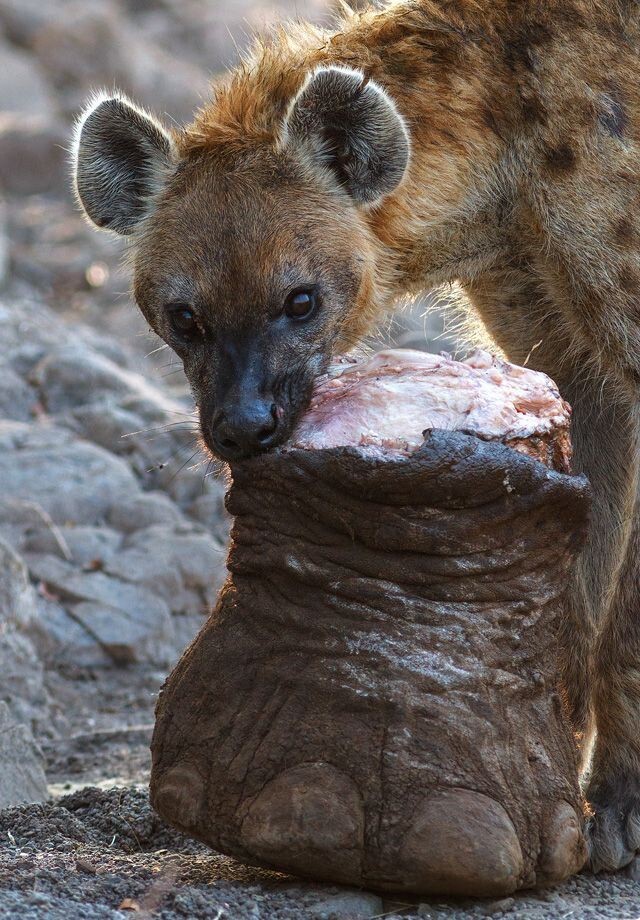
<box><xmin>74</xmin><ymin>0</ymin><xmax>640</xmax><ymax>872</ymax></box>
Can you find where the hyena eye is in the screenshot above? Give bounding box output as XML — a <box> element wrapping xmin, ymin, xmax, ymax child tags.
<box><xmin>167</xmin><ymin>304</ymin><xmax>200</xmax><ymax>340</ymax></box>
<box><xmin>284</xmin><ymin>288</ymin><xmax>318</xmax><ymax>321</ymax></box>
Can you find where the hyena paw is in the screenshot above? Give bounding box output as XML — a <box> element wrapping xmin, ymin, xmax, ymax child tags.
<box><xmin>587</xmin><ymin>773</ymin><xmax>640</xmax><ymax>872</ymax></box>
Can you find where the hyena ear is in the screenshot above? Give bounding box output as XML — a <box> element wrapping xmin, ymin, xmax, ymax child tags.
<box><xmin>283</xmin><ymin>65</ymin><xmax>410</xmax><ymax>205</ymax></box>
<box><xmin>72</xmin><ymin>93</ymin><xmax>177</xmax><ymax>235</ymax></box>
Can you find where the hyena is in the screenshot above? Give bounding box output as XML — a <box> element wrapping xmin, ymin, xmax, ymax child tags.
<box><xmin>73</xmin><ymin>0</ymin><xmax>640</xmax><ymax>872</ymax></box>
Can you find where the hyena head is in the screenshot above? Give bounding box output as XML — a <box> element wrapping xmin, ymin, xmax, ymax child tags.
<box><xmin>73</xmin><ymin>66</ymin><xmax>410</xmax><ymax>461</ymax></box>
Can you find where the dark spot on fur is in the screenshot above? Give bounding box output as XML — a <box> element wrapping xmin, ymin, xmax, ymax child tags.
<box><xmin>544</xmin><ymin>144</ymin><xmax>577</xmax><ymax>173</ymax></box>
<box><xmin>505</xmin><ymin>39</ymin><xmax>537</xmax><ymax>72</ymax></box>
<box><xmin>613</xmin><ymin>217</ymin><xmax>636</xmax><ymax>247</ymax></box>
<box><xmin>481</xmin><ymin>106</ymin><xmax>506</xmax><ymax>140</ymax></box>
<box><xmin>520</xmin><ymin>92</ymin><xmax>547</xmax><ymax>125</ymax></box>
<box><xmin>619</xmin><ymin>266</ymin><xmax>640</xmax><ymax>294</ymax></box>
<box><xmin>503</xmin><ymin>22</ymin><xmax>552</xmax><ymax>73</ymax></box>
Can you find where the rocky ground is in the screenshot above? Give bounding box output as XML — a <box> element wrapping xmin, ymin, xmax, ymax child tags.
<box><xmin>0</xmin><ymin>1</ymin><xmax>639</xmax><ymax>918</ymax></box>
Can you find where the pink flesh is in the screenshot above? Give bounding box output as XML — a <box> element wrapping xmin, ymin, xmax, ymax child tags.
<box><xmin>290</xmin><ymin>349</ymin><xmax>570</xmax><ymax>457</ymax></box>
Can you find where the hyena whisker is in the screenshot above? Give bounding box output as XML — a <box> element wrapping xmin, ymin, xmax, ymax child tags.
<box><xmin>145</xmin><ymin>343</ymin><xmax>170</xmax><ymax>358</ymax></box>
<box><xmin>121</xmin><ymin>422</ymin><xmax>199</xmax><ymax>438</ymax></box>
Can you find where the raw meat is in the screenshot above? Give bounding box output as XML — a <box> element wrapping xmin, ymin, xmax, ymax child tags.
<box><xmin>292</xmin><ymin>349</ymin><xmax>571</xmax><ymax>470</ymax></box>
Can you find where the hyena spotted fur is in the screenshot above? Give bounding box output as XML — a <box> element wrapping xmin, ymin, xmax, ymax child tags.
<box><xmin>73</xmin><ymin>0</ymin><xmax>640</xmax><ymax>873</ymax></box>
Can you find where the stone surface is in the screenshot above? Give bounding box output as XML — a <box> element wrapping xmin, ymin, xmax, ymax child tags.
<box><xmin>25</xmin><ymin>554</ymin><xmax>176</xmax><ymax>665</ymax></box>
<box><xmin>152</xmin><ymin>433</ymin><xmax>590</xmax><ymax>896</ymax></box>
<box><xmin>31</xmin><ymin>344</ymin><xmax>172</xmax><ymax>413</ymax></box>
<box><xmin>0</xmin><ymin>362</ymin><xmax>36</xmax><ymax>420</ymax></box>
<box><xmin>32</xmin><ymin>3</ymin><xmax>209</xmax><ymax>121</ymax></box>
<box><xmin>0</xmin><ymin>536</ymin><xmax>38</xmax><ymax>626</ymax></box>
<box><xmin>0</xmin><ymin>196</ymin><xmax>7</xmax><ymax>287</ymax></box>
<box><xmin>479</xmin><ymin>898</ymin><xmax>517</xmax><ymax>916</ymax></box>
<box><xmin>0</xmin><ymin>630</ymin><xmax>48</xmax><ymax>732</ymax></box>
<box><xmin>0</xmin><ymin>287</ymin><xmax>228</xmax><ymax>672</ymax></box>
<box><xmin>0</xmin><ymin>0</ymin><xmax>66</xmax><ymax>46</ymax></box>
<box><xmin>306</xmin><ymin>890</ymin><xmax>384</xmax><ymax>919</ymax></box>
<box><xmin>0</xmin><ymin>42</ymin><xmax>56</xmax><ymax>118</ymax></box>
<box><xmin>625</xmin><ymin>855</ymin><xmax>640</xmax><ymax>881</ymax></box>
<box><xmin>28</xmin><ymin>596</ymin><xmax>113</xmax><ymax>668</ymax></box>
<box><xmin>108</xmin><ymin>492</ymin><xmax>183</xmax><ymax>533</ymax></box>
<box><xmin>0</xmin><ymin>423</ymin><xmax>138</xmax><ymax>524</ymax></box>
<box><xmin>0</xmin><ymin>115</ymin><xmax>67</xmax><ymax>195</ymax></box>
<box><xmin>106</xmin><ymin>525</ymin><xmax>225</xmax><ymax>612</ymax></box>
<box><xmin>22</xmin><ymin>524</ymin><xmax>122</xmax><ymax>567</ymax></box>
<box><xmin>0</xmin><ymin>701</ymin><xmax>47</xmax><ymax>809</ymax></box>
<box><xmin>71</xmin><ymin>601</ymin><xmax>173</xmax><ymax>666</ymax></box>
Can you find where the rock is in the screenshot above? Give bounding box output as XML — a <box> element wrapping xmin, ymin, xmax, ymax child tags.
<box><xmin>0</xmin><ymin>114</ymin><xmax>67</xmax><ymax>196</ymax></box>
<box><xmin>7</xmin><ymin>342</ymin><xmax>50</xmax><ymax>379</ymax></box>
<box><xmin>479</xmin><ymin>897</ymin><xmax>517</xmax><ymax>916</ymax></box>
<box><xmin>106</xmin><ymin>525</ymin><xmax>225</xmax><ymax>612</ymax></box>
<box><xmin>28</xmin><ymin>597</ymin><xmax>112</xmax><ymax>669</ymax></box>
<box><xmin>155</xmin><ymin>461</ymin><xmax>213</xmax><ymax>509</ymax></box>
<box><xmin>307</xmin><ymin>890</ymin><xmax>384</xmax><ymax>919</ymax></box>
<box><xmin>0</xmin><ymin>362</ymin><xmax>36</xmax><ymax>420</ymax></box>
<box><xmin>172</xmin><ymin>612</ymin><xmax>211</xmax><ymax>657</ymax></box>
<box><xmin>0</xmin><ymin>297</ymin><xmax>70</xmax><ymax>364</ymax></box>
<box><xmin>108</xmin><ymin>492</ymin><xmax>183</xmax><ymax>533</ymax></box>
<box><xmin>71</xmin><ymin>601</ymin><xmax>174</xmax><ymax>666</ymax></box>
<box><xmin>0</xmin><ymin>496</ymin><xmax>81</xmax><ymax>556</ymax></box>
<box><xmin>31</xmin><ymin>344</ymin><xmax>177</xmax><ymax>413</ymax></box>
<box><xmin>0</xmin><ymin>0</ymin><xmax>66</xmax><ymax>47</ymax></box>
<box><xmin>64</xmin><ymin>403</ymin><xmax>148</xmax><ymax>455</ymax></box>
<box><xmin>31</xmin><ymin>3</ymin><xmax>128</xmax><ymax>98</ymax></box>
<box><xmin>64</xmin><ymin>399</ymin><xmax>199</xmax><ymax>494</ymax></box>
<box><xmin>0</xmin><ymin>630</ymin><xmax>48</xmax><ymax>731</ymax></box>
<box><xmin>26</xmin><ymin>553</ymin><xmax>177</xmax><ymax>665</ymax></box>
<box><xmin>0</xmin><ymin>536</ymin><xmax>38</xmax><ymax>625</ymax></box>
<box><xmin>0</xmin><ymin>422</ymin><xmax>139</xmax><ymax>524</ymax></box>
<box><xmin>32</xmin><ymin>3</ymin><xmax>208</xmax><ymax>122</ymax></box>
<box><xmin>0</xmin><ymin>194</ymin><xmax>7</xmax><ymax>287</ymax></box>
<box><xmin>31</xmin><ymin>345</ymin><xmax>200</xmax><ymax>495</ymax></box>
<box><xmin>22</xmin><ymin>524</ymin><xmax>122</xmax><ymax>567</ymax></box>
<box><xmin>187</xmin><ymin>489</ymin><xmax>231</xmax><ymax>542</ymax></box>
<box><xmin>126</xmin><ymin>42</ymin><xmax>209</xmax><ymax>125</ymax></box>
<box><xmin>0</xmin><ymin>42</ymin><xmax>57</xmax><ymax>118</ymax></box>
<box><xmin>0</xmin><ymin>700</ymin><xmax>47</xmax><ymax>809</ymax></box>
<box><xmin>144</xmin><ymin>0</ymin><xmax>331</xmax><ymax>77</ymax></box>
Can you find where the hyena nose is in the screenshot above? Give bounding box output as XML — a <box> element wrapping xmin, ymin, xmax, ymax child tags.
<box><xmin>212</xmin><ymin>400</ymin><xmax>279</xmax><ymax>460</ymax></box>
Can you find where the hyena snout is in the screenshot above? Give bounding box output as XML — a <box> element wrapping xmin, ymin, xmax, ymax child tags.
<box><xmin>205</xmin><ymin>397</ymin><xmax>280</xmax><ymax>461</ymax></box>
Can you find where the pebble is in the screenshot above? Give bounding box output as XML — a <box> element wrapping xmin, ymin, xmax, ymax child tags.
<box><xmin>306</xmin><ymin>890</ymin><xmax>384</xmax><ymax>919</ymax></box>
<box><xmin>479</xmin><ymin>897</ymin><xmax>516</xmax><ymax>915</ymax></box>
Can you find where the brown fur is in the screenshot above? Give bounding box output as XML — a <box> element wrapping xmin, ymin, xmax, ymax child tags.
<box><xmin>81</xmin><ymin>0</ymin><xmax>640</xmax><ymax>872</ymax></box>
